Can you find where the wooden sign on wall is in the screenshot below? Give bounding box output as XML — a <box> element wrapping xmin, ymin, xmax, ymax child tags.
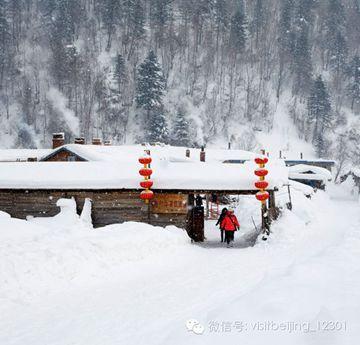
<box><xmin>151</xmin><ymin>193</ymin><xmax>188</xmax><ymax>214</ymax></box>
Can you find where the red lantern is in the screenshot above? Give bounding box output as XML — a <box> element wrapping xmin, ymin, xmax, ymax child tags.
<box><xmin>139</xmin><ymin>156</ymin><xmax>152</xmax><ymax>165</ymax></box>
<box><xmin>256</xmin><ymin>191</ymin><xmax>269</xmax><ymax>202</ymax></box>
<box><xmin>255</xmin><ymin>180</ymin><xmax>269</xmax><ymax>189</ymax></box>
<box><xmin>254</xmin><ymin>157</ymin><xmax>268</xmax><ymax>165</ymax></box>
<box><xmin>139</xmin><ymin>168</ymin><xmax>153</xmax><ymax>177</ymax></box>
<box><xmin>140</xmin><ymin>180</ymin><xmax>153</xmax><ymax>189</ymax></box>
<box><xmin>254</xmin><ymin>168</ymin><xmax>268</xmax><ymax>177</ymax></box>
<box><xmin>140</xmin><ymin>190</ymin><xmax>154</xmax><ymax>200</ymax></box>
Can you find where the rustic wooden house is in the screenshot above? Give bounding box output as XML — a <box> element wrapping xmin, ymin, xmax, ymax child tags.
<box><xmin>0</xmin><ymin>134</ymin><xmax>289</xmax><ymax>240</ymax></box>
<box><xmin>0</xmin><ymin>141</ymin><xmax>288</xmax><ymax>241</ymax></box>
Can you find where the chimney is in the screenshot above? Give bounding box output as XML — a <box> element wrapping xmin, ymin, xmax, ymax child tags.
<box><xmin>104</xmin><ymin>140</ymin><xmax>112</xmax><ymax>146</ymax></box>
<box><xmin>279</xmin><ymin>150</ymin><xmax>282</xmax><ymax>159</ymax></box>
<box><xmin>228</xmin><ymin>142</ymin><xmax>231</xmax><ymax>150</ymax></box>
<box><xmin>261</xmin><ymin>149</ymin><xmax>266</xmax><ymax>155</ymax></box>
<box><xmin>300</xmin><ymin>152</ymin><xmax>303</xmax><ymax>159</ymax></box>
<box><xmin>200</xmin><ymin>146</ymin><xmax>206</xmax><ymax>162</ymax></box>
<box><xmin>52</xmin><ymin>133</ymin><xmax>65</xmax><ymax>149</ymax></box>
<box><xmin>92</xmin><ymin>138</ymin><xmax>102</xmax><ymax>145</ymax></box>
<box><xmin>74</xmin><ymin>137</ymin><xmax>85</xmax><ymax>145</ymax></box>
<box><xmin>186</xmin><ymin>149</ymin><xmax>190</xmax><ymax>158</ymax></box>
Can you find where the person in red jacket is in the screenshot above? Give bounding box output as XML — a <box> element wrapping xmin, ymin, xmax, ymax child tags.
<box><xmin>220</xmin><ymin>209</ymin><xmax>240</xmax><ymax>247</ymax></box>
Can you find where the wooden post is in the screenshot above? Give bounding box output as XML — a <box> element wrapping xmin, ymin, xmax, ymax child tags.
<box><xmin>287</xmin><ymin>184</ymin><xmax>293</xmax><ymax>210</ymax></box>
<box><xmin>200</xmin><ymin>146</ymin><xmax>206</xmax><ymax>162</ymax></box>
<box><xmin>268</xmin><ymin>190</ymin><xmax>278</xmax><ymax>221</ymax></box>
<box><xmin>261</xmin><ymin>203</ymin><xmax>270</xmax><ymax>240</ymax></box>
<box><xmin>205</xmin><ymin>194</ymin><xmax>210</xmax><ymax>219</ymax></box>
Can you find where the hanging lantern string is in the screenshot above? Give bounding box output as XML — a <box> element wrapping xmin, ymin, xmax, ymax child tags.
<box><xmin>139</xmin><ymin>154</ymin><xmax>154</xmax><ymax>203</ymax></box>
<box><xmin>254</xmin><ymin>156</ymin><xmax>269</xmax><ymax>203</ymax></box>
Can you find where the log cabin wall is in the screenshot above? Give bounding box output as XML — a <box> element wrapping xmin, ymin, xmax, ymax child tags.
<box><xmin>44</xmin><ymin>150</ymin><xmax>85</xmax><ymax>162</ymax></box>
<box><xmin>0</xmin><ymin>189</ymin><xmax>190</xmax><ymax>229</ymax></box>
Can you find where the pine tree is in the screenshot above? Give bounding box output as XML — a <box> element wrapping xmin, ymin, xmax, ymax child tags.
<box><xmin>136</xmin><ymin>51</ymin><xmax>168</xmax><ymax>143</ymax></box>
<box><xmin>313</xmin><ymin>134</ymin><xmax>327</xmax><ymax>158</ymax></box>
<box><xmin>172</xmin><ymin>108</ymin><xmax>191</xmax><ymax>147</ymax></box>
<box><xmin>136</xmin><ymin>51</ymin><xmax>165</xmax><ymax>113</ymax></box>
<box><xmin>346</xmin><ymin>55</ymin><xmax>360</xmax><ymax>111</ymax></box>
<box><xmin>307</xmin><ymin>75</ymin><xmax>332</xmax><ymax>156</ymax></box>
<box><xmin>229</xmin><ymin>4</ymin><xmax>247</xmax><ymax>54</ymax></box>
<box><xmin>147</xmin><ymin>107</ymin><xmax>169</xmax><ymax>143</ymax></box>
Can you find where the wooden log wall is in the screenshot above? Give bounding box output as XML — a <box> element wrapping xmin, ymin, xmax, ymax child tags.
<box><xmin>0</xmin><ymin>189</ymin><xmax>190</xmax><ymax>229</ymax></box>
<box><xmin>44</xmin><ymin>150</ymin><xmax>85</xmax><ymax>161</ymax></box>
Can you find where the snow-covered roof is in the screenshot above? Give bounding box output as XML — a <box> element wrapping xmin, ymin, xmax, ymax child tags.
<box><xmin>0</xmin><ymin>158</ymin><xmax>288</xmax><ymax>191</ymax></box>
<box><xmin>289</xmin><ymin>180</ymin><xmax>314</xmax><ymax>196</ymax></box>
<box><xmin>40</xmin><ymin>144</ymin><xmax>258</xmax><ymax>163</ymax></box>
<box><xmin>0</xmin><ymin>149</ymin><xmax>52</xmax><ymax>162</ymax></box>
<box><xmin>289</xmin><ymin>164</ymin><xmax>332</xmax><ymax>182</ymax></box>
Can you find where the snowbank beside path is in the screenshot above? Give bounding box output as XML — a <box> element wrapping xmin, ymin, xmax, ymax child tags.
<box><xmin>0</xmin><ymin>201</ymin><xmax>189</xmax><ymax>302</ymax></box>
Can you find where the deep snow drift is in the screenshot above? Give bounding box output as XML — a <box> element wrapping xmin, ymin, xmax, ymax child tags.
<box><xmin>0</xmin><ymin>185</ymin><xmax>359</xmax><ymax>345</ymax></box>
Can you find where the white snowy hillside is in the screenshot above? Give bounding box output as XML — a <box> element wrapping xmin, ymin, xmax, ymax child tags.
<box><xmin>1</xmin><ymin>183</ymin><xmax>360</xmax><ymax>345</ymax></box>
<box><xmin>0</xmin><ymin>0</ymin><xmax>359</xmax><ymax>178</ymax></box>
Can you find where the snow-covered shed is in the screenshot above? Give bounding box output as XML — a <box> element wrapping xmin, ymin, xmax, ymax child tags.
<box><xmin>288</xmin><ymin>164</ymin><xmax>332</xmax><ymax>189</ymax></box>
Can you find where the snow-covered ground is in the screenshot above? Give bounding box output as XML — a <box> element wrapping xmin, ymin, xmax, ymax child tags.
<box><xmin>0</xmin><ymin>184</ymin><xmax>359</xmax><ymax>345</ymax></box>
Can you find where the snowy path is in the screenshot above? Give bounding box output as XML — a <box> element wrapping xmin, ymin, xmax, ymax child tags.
<box><xmin>1</xmin><ymin>189</ymin><xmax>359</xmax><ymax>345</ymax></box>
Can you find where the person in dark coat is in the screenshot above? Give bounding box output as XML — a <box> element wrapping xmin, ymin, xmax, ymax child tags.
<box><xmin>221</xmin><ymin>209</ymin><xmax>240</xmax><ymax>247</ymax></box>
<box><xmin>216</xmin><ymin>207</ymin><xmax>228</xmax><ymax>242</ymax></box>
